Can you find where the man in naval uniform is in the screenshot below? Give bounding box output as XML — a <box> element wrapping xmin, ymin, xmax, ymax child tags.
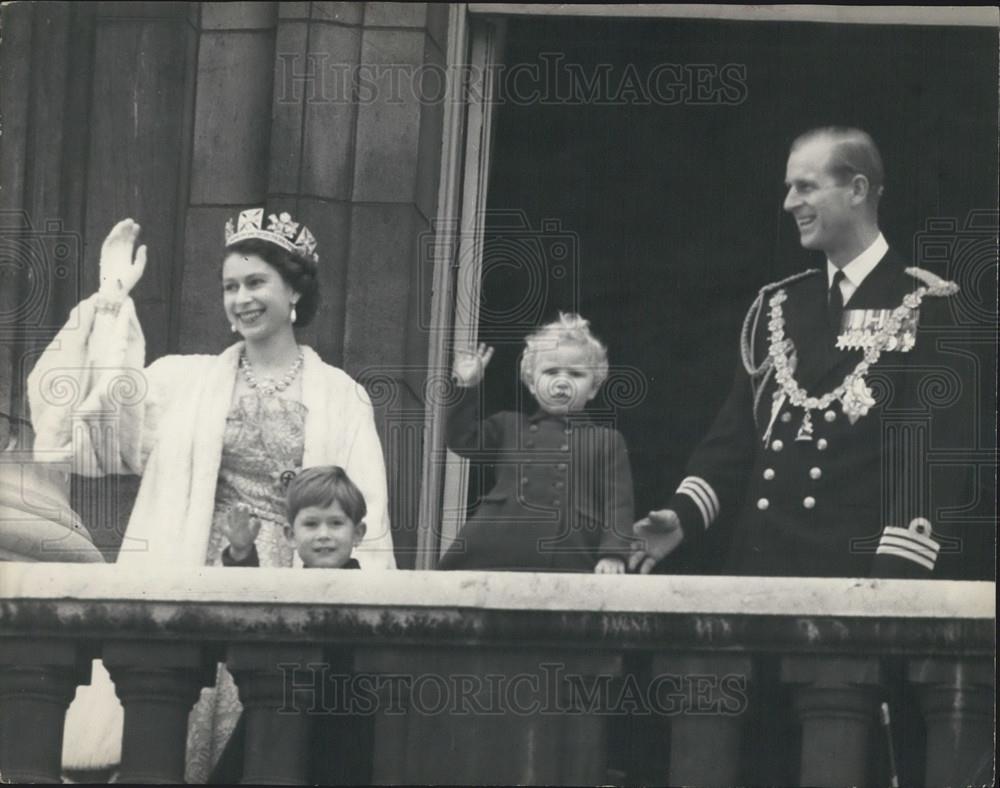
<box><xmin>629</xmin><ymin>126</ymin><xmax>990</xmax><ymax>580</ymax></box>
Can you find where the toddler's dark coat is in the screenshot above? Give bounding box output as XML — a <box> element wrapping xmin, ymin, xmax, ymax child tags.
<box><xmin>438</xmin><ymin>384</ymin><xmax>635</xmax><ymax>571</ymax></box>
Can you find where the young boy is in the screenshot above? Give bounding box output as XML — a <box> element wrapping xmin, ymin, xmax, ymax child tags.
<box><xmin>211</xmin><ymin>466</ymin><xmax>371</xmax><ymax>784</ymax></box>
<box><xmin>220</xmin><ymin>465</ymin><xmax>367</xmax><ymax>569</ymax></box>
<box><xmin>439</xmin><ymin>312</ymin><xmax>635</xmax><ymax>573</ymax></box>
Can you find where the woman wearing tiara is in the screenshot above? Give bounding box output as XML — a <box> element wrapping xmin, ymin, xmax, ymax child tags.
<box><xmin>28</xmin><ymin>210</ymin><xmax>396</xmax><ymax>781</ymax></box>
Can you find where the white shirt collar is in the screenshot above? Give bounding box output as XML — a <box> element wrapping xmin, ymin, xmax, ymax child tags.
<box><xmin>827</xmin><ymin>233</ymin><xmax>888</xmax><ymax>303</ymax></box>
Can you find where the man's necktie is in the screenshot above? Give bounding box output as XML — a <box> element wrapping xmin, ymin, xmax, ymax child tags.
<box><xmin>828</xmin><ymin>269</ymin><xmax>846</xmax><ymax>331</ymax></box>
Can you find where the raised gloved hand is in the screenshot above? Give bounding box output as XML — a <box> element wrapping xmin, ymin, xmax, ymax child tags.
<box><xmin>98</xmin><ymin>218</ymin><xmax>147</xmax><ymax>302</ymax></box>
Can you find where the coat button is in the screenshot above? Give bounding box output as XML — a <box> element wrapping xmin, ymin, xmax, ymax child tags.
<box><xmin>560</xmin><ymin>444</ymin><xmax>569</xmax><ymax>451</ymax></box>
<box><xmin>521</xmin><ymin>477</ymin><xmax>530</xmax><ymax>485</ymax></box>
<box><xmin>757</xmin><ymin>498</ymin><xmax>770</xmax><ymax>510</ymax></box>
<box><xmin>809</xmin><ymin>467</ymin><xmax>822</xmax><ymax>480</ymax></box>
<box><xmin>771</xmin><ymin>439</ymin><xmax>784</xmax><ymax>452</ymax></box>
<box><xmin>552</xmin><ymin>499</ymin><xmax>560</xmax><ymax>506</ymax></box>
<box><xmin>817</xmin><ymin>438</ymin><xmax>828</xmax><ymax>450</ymax></box>
<box><xmin>526</xmin><ymin>440</ymin><xmax>534</xmax><ymax>448</ymax></box>
<box><xmin>781</xmin><ymin>412</ymin><xmax>792</xmax><ymax>423</ymax></box>
<box><xmin>803</xmin><ymin>496</ymin><xmax>816</xmax><ymax>509</ymax></box>
<box><xmin>554</xmin><ymin>481</ymin><xmax>564</xmax><ymax>489</ymax></box>
<box><xmin>529</xmin><ymin>424</ymin><xmax>539</xmax><ymax>432</ymax></box>
<box><xmin>824</xmin><ymin>410</ymin><xmax>836</xmax><ymax>422</ymax></box>
<box><xmin>763</xmin><ymin>468</ymin><xmax>775</xmax><ymax>480</ymax></box>
<box><xmin>557</xmin><ymin>463</ymin><xmax>567</xmax><ymax>471</ymax></box>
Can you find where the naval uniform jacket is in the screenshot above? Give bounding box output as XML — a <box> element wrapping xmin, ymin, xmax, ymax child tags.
<box><xmin>667</xmin><ymin>248</ymin><xmax>987</xmax><ymax>579</ymax></box>
<box><xmin>438</xmin><ymin>384</ymin><xmax>635</xmax><ymax>572</ymax></box>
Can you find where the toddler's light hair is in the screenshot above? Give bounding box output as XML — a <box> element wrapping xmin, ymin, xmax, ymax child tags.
<box><xmin>519</xmin><ymin>312</ymin><xmax>609</xmax><ymax>388</ymax></box>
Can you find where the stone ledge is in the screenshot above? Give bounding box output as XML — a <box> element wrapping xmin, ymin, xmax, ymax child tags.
<box><xmin>0</xmin><ymin>565</ymin><xmax>993</xmax><ymax>653</ymax></box>
<box><xmin>1</xmin><ymin>563</ymin><xmax>993</xmax><ymax>618</ymax></box>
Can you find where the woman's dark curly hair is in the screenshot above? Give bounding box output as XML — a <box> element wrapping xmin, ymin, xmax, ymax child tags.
<box><xmin>223</xmin><ymin>238</ymin><xmax>320</xmax><ymax>328</ymax></box>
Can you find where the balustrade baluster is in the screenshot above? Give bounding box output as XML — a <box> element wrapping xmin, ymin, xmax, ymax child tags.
<box><xmin>104</xmin><ymin>641</ymin><xmax>212</xmax><ymax>784</ymax></box>
<box><xmin>654</xmin><ymin>652</ymin><xmax>753</xmax><ymax>785</ymax></box>
<box><xmin>782</xmin><ymin>655</ymin><xmax>882</xmax><ymax>787</ymax></box>
<box><xmin>0</xmin><ymin>639</ymin><xmax>86</xmax><ymax>784</ymax></box>
<box><xmin>228</xmin><ymin>643</ymin><xmax>324</xmax><ymax>785</ymax></box>
<box><xmin>909</xmin><ymin>657</ymin><xmax>993</xmax><ymax>787</ymax></box>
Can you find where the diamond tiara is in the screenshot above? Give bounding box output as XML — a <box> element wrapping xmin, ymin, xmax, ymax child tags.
<box><xmin>224</xmin><ymin>208</ymin><xmax>319</xmax><ymax>263</ymax></box>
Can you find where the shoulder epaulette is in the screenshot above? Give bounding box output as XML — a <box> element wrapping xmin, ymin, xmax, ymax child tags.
<box><xmin>763</xmin><ymin>268</ymin><xmax>823</xmax><ymax>293</ymax></box>
<box><xmin>905</xmin><ymin>266</ymin><xmax>960</xmax><ymax>297</ymax></box>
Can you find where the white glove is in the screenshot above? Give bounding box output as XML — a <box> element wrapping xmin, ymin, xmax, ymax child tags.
<box><xmin>98</xmin><ymin>219</ymin><xmax>147</xmax><ymax>302</ymax></box>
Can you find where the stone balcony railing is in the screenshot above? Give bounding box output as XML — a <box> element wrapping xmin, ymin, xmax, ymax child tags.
<box><xmin>0</xmin><ymin>564</ymin><xmax>994</xmax><ymax>785</ymax></box>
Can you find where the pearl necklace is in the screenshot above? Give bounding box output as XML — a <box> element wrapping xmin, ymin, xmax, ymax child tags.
<box><xmin>766</xmin><ymin>269</ymin><xmax>958</xmax><ymax>434</ymax></box>
<box><xmin>240</xmin><ymin>349</ymin><xmax>304</xmax><ymax>396</ymax></box>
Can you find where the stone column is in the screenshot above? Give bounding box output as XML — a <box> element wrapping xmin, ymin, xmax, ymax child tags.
<box><xmin>104</xmin><ymin>641</ymin><xmax>211</xmax><ymax>784</ymax></box>
<box><xmin>228</xmin><ymin>643</ymin><xmax>325</xmax><ymax>785</ymax></box>
<box><xmin>653</xmin><ymin>653</ymin><xmax>753</xmax><ymax>786</ymax></box>
<box><xmin>0</xmin><ymin>639</ymin><xmax>88</xmax><ymax>783</ymax></box>
<box><xmin>178</xmin><ymin>2</ymin><xmax>277</xmax><ymax>356</ymax></box>
<box><xmin>782</xmin><ymin>655</ymin><xmax>882</xmax><ymax>787</ymax></box>
<box><xmin>908</xmin><ymin>657</ymin><xmax>993</xmax><ymax>786</ymax></box>
<box><xmin>343</xmin><ymin>2</ymin><xmax>449</xmax><ymax>565</ymax></box>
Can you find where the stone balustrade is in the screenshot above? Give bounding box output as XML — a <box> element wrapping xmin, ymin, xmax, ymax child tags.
<box><xmin>0</xmin><ymin>564</ymin><xmax>994</xmax><ymax>784</ymax></box>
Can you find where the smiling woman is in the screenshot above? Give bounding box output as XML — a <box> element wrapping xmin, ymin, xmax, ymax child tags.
<box><xmin>223</xmin><ymin>238</ymin><xmax>318</xmax><ymax>331</ymax></box>
<box><xmin>26</xmin><ymin>209</ymin><xmax>397</xmax><ymax>780</ymax></box>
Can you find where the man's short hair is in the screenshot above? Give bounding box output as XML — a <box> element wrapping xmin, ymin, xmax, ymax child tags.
<box><xmin>286</xmin><ymin>465</ymin><xmax>367</xmax><ymax>525</ymax></box>
<box><xmin>792</xmin><ymin>126</ymin><xmax>885</xmax><ymax>203</ymax></box>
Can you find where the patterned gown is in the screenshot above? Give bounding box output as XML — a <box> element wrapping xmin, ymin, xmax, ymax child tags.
<box><xmin>184</xmin><ymin>394</ymin><xmax>306</xmax><ymax>784</ymax></box>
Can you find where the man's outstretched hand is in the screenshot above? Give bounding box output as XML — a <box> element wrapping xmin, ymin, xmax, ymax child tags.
<box><xmin>628</xmin><ymin>509</ymin><xmax>684</xmax><ymax>574</ymax></box>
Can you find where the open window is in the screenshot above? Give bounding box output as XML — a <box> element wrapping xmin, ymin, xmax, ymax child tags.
<box><xmin>417</xmin><ymin>5</ymin><xmax>998</xmax><ymax>570</ymax></box>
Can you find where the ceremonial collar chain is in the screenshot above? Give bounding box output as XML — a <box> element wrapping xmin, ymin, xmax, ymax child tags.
<box><xmin>766</xmin><ymin>271</ymin><xmax>958</xmax><ymax>429</ymax></box>
<box><xmin>240</xmin><ymin>349</ymin><xmax>304</xmax><ymax>396</ymax></box>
